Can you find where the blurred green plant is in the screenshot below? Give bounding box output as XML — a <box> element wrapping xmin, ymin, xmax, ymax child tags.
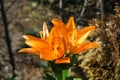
<box><xmin>10</xmin><ymin>76</ymin><xmax>18</xmax><ymax>80</ymax></box>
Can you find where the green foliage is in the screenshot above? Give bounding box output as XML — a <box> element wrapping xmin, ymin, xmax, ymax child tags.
<box><xmin>44</xmin><ymin>61</ymin><xmax>84</xmax><ymax>80</ymax></box>
<box><xmin>61</xmin><ymin>68</ymin><xmax>71</xmax><ymax>80</ymax></box>
<box><xmin>45</xmin><ymin>64</ymin><xmax>72</xmax><ymax>80</ymax></box>
<box><xmin>45</xmin><ymin>73</ymin><xmax>56</xmax><ymax>80</ymax></box>
<box><xmin>73</xmin><ymin>78</ymin><xmax>83</xmax><ymax>80</ymax></box>
<box><xmin>49</xmin><ymin>61</ymin><xmax>71</xmax><ymax>80</ymax></box>
<box><xmin>10</xmin><ymin>76</ymin><xmax>18</xmax><ymax>80</ymax></box>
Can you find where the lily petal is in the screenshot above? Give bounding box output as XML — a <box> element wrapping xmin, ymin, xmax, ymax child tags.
<box><xmin>72</xmin><ymin>42</ymin><xmax>99</xmax><ymax>54</ymax></box>
<box><xmin>76</xmin><ymin>26</ymin><xmax>95</xmax><ymax>44</ymax></box>
<box><xmin>55</xmin><ymin>57</ymin><xmax>70</xmax><ymax>64</ymax></box>
<box><xmin>25</xmin><ymin>39</ymin><xmax>50</xmax><ymax>51</ymax></box>
<box><xmin>66</xmin><ymin>17</ymin><xmax>77</xmax><ymax>46</ymax></box>
<box><xmin>39</xmin><ymin>37</ymin><xmax>65</xmax><ymax>60</ymax></box>
<box><xmin>52</xmin><ymin>37</ymin><xmax>65</xmax><ymax>54</ymax></box>
<box><xmin>39</xmin><ymin>49</ymin><xmax>59</xmax><ymax>60</ymax></box>
<box><xmin>51</xmin><ymin>19</ymin><xmax>68</xmax><ymax>42</ymax></box>
<box><xmin>19</xmin><ymin>48</ymin><xmax>40</xmax><ymax>55</ymax></box>
<box><xmin>23</xmin><ymin>35</ymin><xmax>41</xmax><ymax>41</ymax></box>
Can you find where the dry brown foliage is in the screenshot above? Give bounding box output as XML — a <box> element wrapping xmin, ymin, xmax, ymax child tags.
<box><xmin>78</xmin><ymin>5</ymin><xmax>120</xmax><ymax>80</ymax></box>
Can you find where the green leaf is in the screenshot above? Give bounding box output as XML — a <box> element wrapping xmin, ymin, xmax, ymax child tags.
<box><xmin>45</xmin><ymin>73</ymin><xmax>56</xmax><ymax>80</ymax></box>
<box><xmin>49</xmin><ymin>61</ymin><xmax>72</xmax><ymax>80</ymax></box>
<box><xmin>73</xmin><ymin>78</ymin><xmax>83</xmax><ymax>80</ymax></box>
<box><xmin>62</xmin><ymin>68</ymin><xmax>71</xmax><ymax>80</ymax></box>
<box><xmin>10</xmin><ymin>76</ymin><xmax>18</xmax><ymax>80</ymax></box>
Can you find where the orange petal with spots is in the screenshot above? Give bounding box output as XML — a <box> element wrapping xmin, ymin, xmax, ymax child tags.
<box><xmin>66</xmin><ymin>17</ymin><xmax>77</xmax><ymax>46</ymax></box>
<box><xmin>51</xmin><ymin>19</ymin><xmax>68</xmax><ymax>42</ymax></box>
<box><xmin>39</xmin><ymin>37</ymin><xmax>65</xmax><ymax>60</ymax></box>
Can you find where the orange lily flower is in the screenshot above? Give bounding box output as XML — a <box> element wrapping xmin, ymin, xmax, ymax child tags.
<box><xmin>51</xmin><ymin>17</ymin><xmax>99</xmax><ymax>54</ymax></box>
<box><xmin>19</xmin><ymin>17</ymin><xmax>99</xmax><ymax>64</ymax></box>
<box><xmin>19</xmin><ymin>22</ymin><xmax>70</xmax><ymax>64</ymax></box>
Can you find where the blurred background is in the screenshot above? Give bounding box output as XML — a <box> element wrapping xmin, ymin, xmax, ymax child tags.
<box><xmin>0</xmin><ymin>0</ymin><xmax>120</xmax><ymax>80</ymax></box>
